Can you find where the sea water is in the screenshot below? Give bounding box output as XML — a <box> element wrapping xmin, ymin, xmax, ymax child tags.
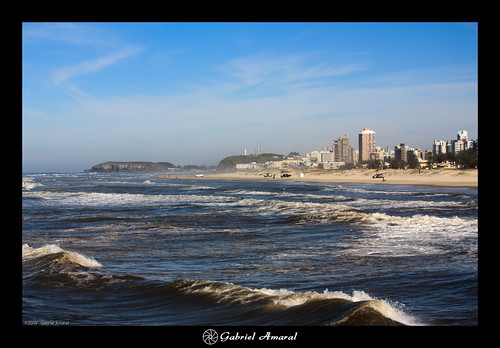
<box><xmin>22</xmin><ymin>172</ymin><xmax>478</xmax><ymax>325</ymax></box>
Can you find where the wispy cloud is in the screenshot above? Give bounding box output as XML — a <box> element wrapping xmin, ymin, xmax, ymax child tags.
<box><xmin>52</xmin><ymin>46</ymin><xmax>143</xmax><ymax>85</ymax></box>
<box><xmin>23</xmin><ymin>23</ymin><xmax>123</xmax><ymax>47</ymax></box>
<box><xmin>23</xmin><ymin>23</ymin><xmax>144</xmax><ymax>86</ymax></box>
<box><xmin>223</xmin><ymin>52</ymin><xmax>368</xmax><ymax>89</ymax></box>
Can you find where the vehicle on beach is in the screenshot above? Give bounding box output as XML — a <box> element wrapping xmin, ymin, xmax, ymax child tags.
<box><xmin>372</xmin><ymin>173</ymin><xmax>384</xmax><ymax>178</ymax></box>
<box><xmin>195</xmin><ymin>174</ymin><xmax>204</xmax><ymax>177</ymax></box>
<box><xmin>264</xmin><ymin>173</ymin><xmax>275</xmax><ymax>178</ymax></box>
<box><xmin>281</xmin><ymin>174</ymin><xmax>291</xmax><ymax>178</ymax></box>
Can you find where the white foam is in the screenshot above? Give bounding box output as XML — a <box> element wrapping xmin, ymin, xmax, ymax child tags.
<box><xmin>22</xmin><ymin>182</ymin><xmax>44</xmax><ymax>190</ymax></box>
<box><xmin>22</xmin><ymin>244</ymin><xmax>102</xmax><ymax>268</ymax></box>
<box><xmin>358</xmin><ymin>213</ymin><xmax>478</xmax><ymax>257</ymax></box>
<box><xmin>255</xmin><ymin>287</ymin><xmax>420</xmax><ymax>325</ymax></box>
<box><xmin>184</xmin><ymin>279</ymin><xmax>418</xmax><ymax>324</ymax></box>
<box><xmin>256</xmin><ymin>287</ymin><xmax>370</xmax><ymax>306</ymax></box>
<box><xmin>22</xmin><ymin>191</ymin><xmax>232</xmax><ymax>207</ymax></box>
<box><xmin>365</xmin><ymin>299</ymin><xmax>421</xmax><ymax>326</ymax></box>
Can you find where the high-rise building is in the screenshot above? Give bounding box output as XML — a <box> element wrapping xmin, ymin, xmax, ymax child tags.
<box><xmin>455</xmin><ymin>130</ymin><xmax>470</xmax><ymax>152</ymax></box>
<box><xmin>395</xmin><ymin>143</ymin><xmax>409</xmax><ymax>162</ymax></box>
<box><xmin>433</xmin><ymin>140</ymin><xmax>447</xmax><ymax>155</ymax></box>
<box><xmin>332</xmin><ymin>134</ymin><xmax>354</xmax><ymax>164</ymax></box>
<box><xmin>457</xmin><ymin>130</ymin><xmax>468</xmax><ymax>141</ymax></box>
<box><xmin>454</xmin><ymin>139</ymin><xmax>466</xmax><ymax>153</ymax></box>
<box><xmin>358</xmin><ymin>128</ymin><xmax>376</xmax><ymax>162</ymax></box>
<box><xmin>433</xmin><ymin>130</ymin><xmax>471</xmax><ymax>156</ymax></box>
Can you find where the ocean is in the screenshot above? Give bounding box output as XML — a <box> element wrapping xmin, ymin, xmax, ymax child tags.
<box><xmin>22</xmin><ymin>172</ymin><xmax>478</xmax><ymax>326</ymax></box>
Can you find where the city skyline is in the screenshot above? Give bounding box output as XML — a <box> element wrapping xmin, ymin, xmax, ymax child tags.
<box><xmin>320</xmin><ymin>127</ymin><xmax>476</xmax><ymax>154</ymax></box>
<box><xmin>300</xmin><ymin>127</ymin><xmax>476</xmax><ymax>167</ymax></box>
<box><xmin>23</xmin><ymin>23</ymin><xmax>477</xmax><ymax>172</ymax></box>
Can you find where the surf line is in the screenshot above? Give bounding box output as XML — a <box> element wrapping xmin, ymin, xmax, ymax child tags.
<box><xmin>218</xmin><ymin>331</ymin><xmax>298</xmax><ymax>342</ymax></box>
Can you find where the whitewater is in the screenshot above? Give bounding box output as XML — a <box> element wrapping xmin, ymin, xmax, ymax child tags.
<box><xmin>22</xmin><ymin>172</ymin><xmax>478</xmax><ymax>325</ymax></box>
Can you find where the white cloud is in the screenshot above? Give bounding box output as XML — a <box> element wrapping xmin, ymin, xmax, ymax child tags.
<box><xmin>52</xmin><ymin>47</ymin><xmax>143</xmax><ymax>85</ymax></box>
<box><xmin>24</xmin><ymin>71</ymin><xmax>476</xmax><ymax>169</ymax></box>
<box><xmin>223</xmin><ymin>52</ymin><xmax>368</xmax><ymax>89</ymax></box>
<box><xmin>57</xmin><ymin>74</ymin><xmax>476</xmax><ymax>157</ymax></box>
<box><xmin>23</xmin><ymin>23</ymin><xmax>127</xmax><ymax>48</ymax></box>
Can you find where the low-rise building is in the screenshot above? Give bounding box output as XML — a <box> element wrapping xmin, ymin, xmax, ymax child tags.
<box><xmin>236</xmin><ymin>162</ymin><xmax>262</xmax><ymax>170</ymax></box>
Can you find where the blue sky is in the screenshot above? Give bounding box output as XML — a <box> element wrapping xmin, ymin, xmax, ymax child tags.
<box><xmin>22</xmin><ymin>22</ymin><xmax>478</xmax><ymax>172</ymax></box>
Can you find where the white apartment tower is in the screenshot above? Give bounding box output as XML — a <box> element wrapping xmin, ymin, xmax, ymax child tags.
<box><xmin>358</xmin><ymin>128</ymin><xmax>376</xmax><ymax>162</ymax></box>
<box><xmin>457</xmin><ymin>130</ymin><xmax>468</xmax><ymax>141</ymax></box>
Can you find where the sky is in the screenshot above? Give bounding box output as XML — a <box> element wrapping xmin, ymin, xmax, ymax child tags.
<box><xmin>22</xmin><ymin>22</ymin><xmax>478</xmax><ymax>172</ymax></box>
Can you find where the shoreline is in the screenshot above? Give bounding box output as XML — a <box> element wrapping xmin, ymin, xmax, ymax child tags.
<box><xmin>154</xmin><ymin>168</ymin><xmax>478</xmax><ymax>189</ymax></box>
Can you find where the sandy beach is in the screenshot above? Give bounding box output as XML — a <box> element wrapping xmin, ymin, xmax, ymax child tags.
<box><xmin>155</xmin><ymin>168</ymin><xmax>478</xmax><ymax>189</ymax></box>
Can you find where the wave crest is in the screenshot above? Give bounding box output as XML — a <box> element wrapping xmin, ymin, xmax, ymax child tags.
<box><xmin>171</xmin><ymin>279</ymin><xmax>419</xmax><ymax>325</ymax></box>
<box><xmin>22</xmin><ymin>244</ymin><xmax>102</xmax><ymax>268</ymax></box>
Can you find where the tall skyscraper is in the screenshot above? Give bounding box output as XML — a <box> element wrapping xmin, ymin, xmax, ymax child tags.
<box><xmin>358</xmin><ymin>128</ymin><xmax>376</xmax><ymax>162</ymax></box>
<box><xmin>332</xmin><ymin>134</ymin><xmax>353</xmax><ymax>163</ymax></box>
<box><xmin>395</xmin><ymin>143</ymin><xmax>409</xmax><ymax>162</ymax></box>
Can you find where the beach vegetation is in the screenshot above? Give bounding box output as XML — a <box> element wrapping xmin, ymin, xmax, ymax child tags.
<box><xmin>456</xmin><ymin>149</ymin><xmax>478</xmax><ymax>169</ymax></box>
<box><xmin>365</xmin><ymin>159</ymin><xmax>383</xmax><ymax>169</ymax></box>
<box><xmin>407</xmin><ymin>153</ymin><xmax>420</xmax><ymax>169</ymax></box>
<box><xmin>427</xmin><ymin>149</ymin><xmax>477</xmax><ymax>169</ymax></box>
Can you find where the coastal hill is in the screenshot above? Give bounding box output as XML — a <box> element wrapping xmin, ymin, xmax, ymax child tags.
<box><xmin>218</xmin><ymin>153</ymin><xmax>285</xmax><ymax>170</ymax></box>
<box><xmin>85</xmin><ymin>161</ymin><xmax>176</xmax><ymax>173</ymax></box>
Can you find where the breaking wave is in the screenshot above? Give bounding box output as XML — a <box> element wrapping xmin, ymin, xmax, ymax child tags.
<box><xmin>180</xmin><ymin>279</ymin><xmax>419</xmax><ymax>325</ymax></box>
<box><xmin>22</xmin><ymin>244</ymin><xmax>418</xmax><ymax>325</ymax></box>
<box><xmin>22</xmin><ymin>177</ymin><xmax>44</xmax><ymax>190</ymax></box>
<box><xmin>22</xmin><ymin>244</ymin><xmax>102</xmax><ymax>268</ymax></box>
<box><xmin>22</xmin><ymin>174</ymin><xmax>477</xmax><ymax>325</ymax></box>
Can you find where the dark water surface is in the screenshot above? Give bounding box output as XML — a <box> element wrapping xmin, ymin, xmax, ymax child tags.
<box><xmin>22</xmin><ymin>172</ymin><xmax>478</xmax><ymax>325</ymax></box>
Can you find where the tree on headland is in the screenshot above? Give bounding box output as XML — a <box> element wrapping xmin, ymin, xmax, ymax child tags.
<box><xmin>217</xmin><ymin>153</ymin><xmax>285</xmax><ymax>170</ymax></box>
